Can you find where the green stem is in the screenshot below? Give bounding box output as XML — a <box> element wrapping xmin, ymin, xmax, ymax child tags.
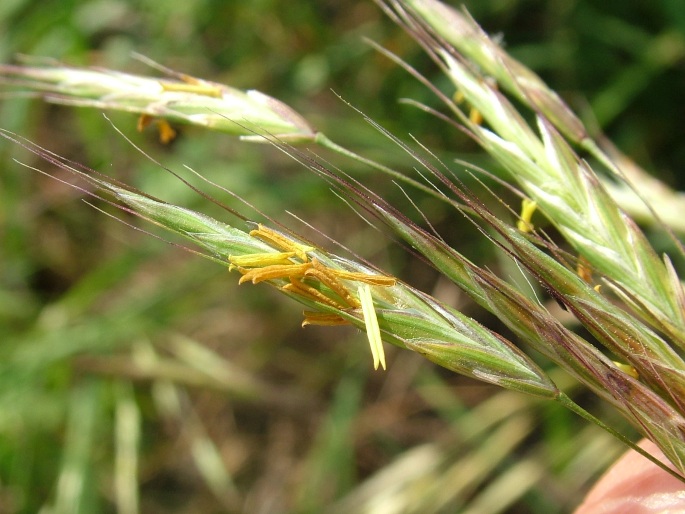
<box><xmin>557</xmin><ymin>392</ymin><xmax>685</xmax><ymax>483</ymax></box>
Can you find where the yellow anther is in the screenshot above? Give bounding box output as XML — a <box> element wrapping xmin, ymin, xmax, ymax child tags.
<box><xmin>517</xmin><ymin>198</ymin><xmax>537</xmax><ymax>233</ymax></box>
<box><xmin>282</xmin><ymin>277</ymin><xmax>348</xmax><ymax>310</ymax></box>
<box><xmin>249</xmin><ymin>224</ymin><xmax>313</xmax><ymax>262</ymax></box>
<box><xmin>237</xmin><ymin>261</ymin><xmax>311</xmax><ymax>284</ymax></box>
<box><xmin>613</xmin><ymin>361</ymin><xmax>639</xmax><ymax>379</ymax></box>
<box><xmin>469</xmin><ymin>108</ymin><xmax>483</xmax><ymax>125</ymax></box>
<box><xmin>326</xmin><ymin>268</ymin><xmax>397</xmax><ymax>286</ymax></box>
<box><xmin>136</xmin><ymin>114</ymin><xmax>177</xmax><ymax>144</ymax></box>
<box><xmin>156</xmin><ymin>119</ymin><xmax>177</xmax><ymax>144</ymax></box>
<box><xmin>306</xmin><ymin>259</ymin><xmax>360</xmax><ymax>308</ymax></box>
<box><xmin>453</xmin><ymin>90</ymin><xmax>483</xmax><ymax>125</ymax></box>
<box><xmin>229</xmin><ymin>252</ymin><xmax>297</xmax><ymax>269</ymax></box>
<box><xmin>301</xmin><ymin>312</ymin><xmax>350</xmax><ymax>327</ymax></box>
<box><xmin>160</xmin><ymin>80</ymin><xmax>223</xmax><ymax>98</ymax></box>
<box><xmin>577</xmin><ymin>255</ymin><xmax>593</xmax><ymax>284</ymax></box>
<box><xmin>358</xmin><ymin>284</ymin><xmax>386</xmax><ymax>370</ymax></box>
<box><xmin>137</xmin><ymin>113</ymin><xmax>153</xmax><ymax>132</ymax></box>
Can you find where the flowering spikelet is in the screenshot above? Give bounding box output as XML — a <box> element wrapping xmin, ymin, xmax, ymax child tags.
<box><xmin>0</xmin><ymin>60</ymin><xmax>316</xmax><ymax>142</ymax></box>
<box><xmin>227</xmin><ymin>224</ymin><xmax>392</xmax><ymax>367</ymax></box>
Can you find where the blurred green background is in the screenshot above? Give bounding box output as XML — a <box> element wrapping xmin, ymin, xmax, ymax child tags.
<box><xmin>1</xmin><ymin>1</ymin><xmax>683</xmax><ymax>513</ymax></box>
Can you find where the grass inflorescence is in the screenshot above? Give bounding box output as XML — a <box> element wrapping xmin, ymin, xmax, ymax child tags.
<box><xmin>2</xmin><ymin>0</ymin><xmax>685</xmax><ymax>512</ymax></box>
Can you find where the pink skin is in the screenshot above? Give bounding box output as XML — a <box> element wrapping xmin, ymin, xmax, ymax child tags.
<box><xmin>574</xmin><ymin>440</ymin><xmax>685</xmax><ymax>513</ymax></box>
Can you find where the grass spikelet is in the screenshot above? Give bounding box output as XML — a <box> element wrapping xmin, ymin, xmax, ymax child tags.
<box><xmin>386</xmin><ymin>0</ymin><xmax>685</xmax><ymax>349</ymax></box>
<box><xmin>0</xmin><ymin>59</ymin><xmax>316</xmax><ymax>142</ymax></box>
